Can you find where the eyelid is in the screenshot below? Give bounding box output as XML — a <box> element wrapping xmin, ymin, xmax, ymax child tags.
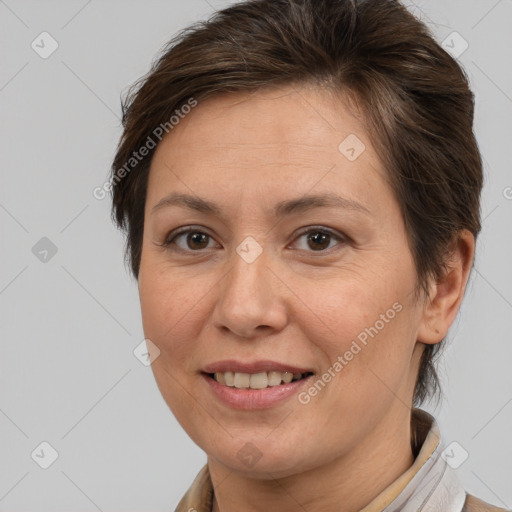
<box><xmin>292</xmin><ymin>225</ymin><xmax>344</xmax><ymax>240</ymax></box>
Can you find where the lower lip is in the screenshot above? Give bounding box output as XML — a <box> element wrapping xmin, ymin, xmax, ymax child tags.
<box><xmin>201</xmin><ymin>373</ymin><xmax>314</xmax><ymax>410</ymax></box>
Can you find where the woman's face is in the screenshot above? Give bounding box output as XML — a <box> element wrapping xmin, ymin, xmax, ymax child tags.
<box><xmin>138</xmin><ymin>85</ymin><xmax>428</xmax><ymax>477</ymax></box>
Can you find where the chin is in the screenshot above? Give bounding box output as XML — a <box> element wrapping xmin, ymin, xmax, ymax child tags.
<box><xmin>205</xmin><ymin>431</ymin><xmax>326</xmax><ymax>479</ymax></box>
<box><xmin>213</xmin><ymin>451</ymin><xmax>307</xmax><ymax>479</ymax></box>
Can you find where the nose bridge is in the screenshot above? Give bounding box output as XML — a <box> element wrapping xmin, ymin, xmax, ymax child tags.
<box><xmin>213</xmin><ymin>240</ymin><xmax>287</xmax><ymax>337</ymax></box>
<box><xmin>225</xmin><ymin>243</ymin><xmax>270</xmax><ymax>310</ymax></box>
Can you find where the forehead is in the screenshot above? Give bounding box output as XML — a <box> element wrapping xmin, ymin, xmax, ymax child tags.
<box><xmin>158</xmin><ymin>85</ymin><xmax>369</xmax><ymax>153</ymax></box>
<box><xmin>147</xmin><ymin>85</ymin><xmax>388</xmax><ymax>211</ymax></box>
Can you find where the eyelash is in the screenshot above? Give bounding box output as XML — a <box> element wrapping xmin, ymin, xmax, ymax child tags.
<box><xmin>160</xmin><ymin>226</ymin><xmax>347</xmax><ymax>255</ymax></box>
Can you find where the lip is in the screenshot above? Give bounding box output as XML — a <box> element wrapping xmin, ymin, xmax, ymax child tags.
<box><xmin>202</xmin><ymin>359</ymin><xmax>314</xmax><ymax>374</ymax></box>
<box><xmin>201</xmin><ymin>372</ymin><xmax>315</xmax><ymax>410</ymax></box>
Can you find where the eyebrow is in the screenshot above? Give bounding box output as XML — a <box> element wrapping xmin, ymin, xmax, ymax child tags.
<box><xmin>150</xmin><ymin>191</ymin><xmax>371</xmax><ymax>218</ymax></box>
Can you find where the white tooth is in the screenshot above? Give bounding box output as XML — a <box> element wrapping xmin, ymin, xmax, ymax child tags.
<box><xmin>282</xmin><ymin>372</ymin><xmax>293</xmax><ymax>383</ymax></box>
<box><xmin>224</xmin><ymin>371</ymin><xmax>235</xmax><ymax>387</ymax></box>
<box><xmin>218</xmin><ymin>371</ymin><xmax>304</xmax><ymax>388</ymax></box>
<box><xmin>267</xmin><ymin>371</ymin><xmax>282</xmax><ymax>386</ymax></box>
<box><xmin>249</xmin><ymin>372</ymin><xmax>268</xmax><ymax>389</ymax></box>
<box><xmin>234</xmin><ymin>372</ymin><xmax>250</xmax><ymax>388</ymax></box>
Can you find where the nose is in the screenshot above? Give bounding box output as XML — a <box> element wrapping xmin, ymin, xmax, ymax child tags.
<box><xmin>212</xmin><ymin>247</ymin><xmax>288</xmax><ymax>339</ymax></box>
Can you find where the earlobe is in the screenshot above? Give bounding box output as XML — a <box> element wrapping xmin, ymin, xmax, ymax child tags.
<box><xmin>417</xmin><ymin>230</ymin><xmax>475</xmax><ymax>345</ymax></box>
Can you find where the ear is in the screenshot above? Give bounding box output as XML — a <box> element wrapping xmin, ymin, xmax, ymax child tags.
<box><xmin>417</xmin><ymin>229</ymin><xmax>475</xmax><ymax>344</ymax></box>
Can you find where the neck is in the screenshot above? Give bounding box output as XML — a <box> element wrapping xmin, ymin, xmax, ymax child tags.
<box><xmin>209</xmin><ymin>408</ymin><xmax>415</xmax><ymax>512</ymax></box>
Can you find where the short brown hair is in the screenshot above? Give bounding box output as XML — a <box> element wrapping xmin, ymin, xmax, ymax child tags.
<box><xmin>110</xmin><ymin>0</ymin><xmax>483</xmax><ymax>407</ymax></box>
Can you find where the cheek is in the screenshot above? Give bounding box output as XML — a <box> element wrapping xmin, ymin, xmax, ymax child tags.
<box><xmin>138</xmin><ymin>267</ymin><xmax>213</xmax><ymax>433</ymax></box>
<box><xmin>138</xmin><ymin>266</ymin><xmax>207</xmax><ymax>367</ymax></box>
<box><xmin>291</xmin><ymin>261</ymin><xmax>417</xmax><ymax>395</ymax></box>
<box><xmin>294</xmin><ymin>268</ymin><xmax>405</xmax><ymax>345</ymax></box>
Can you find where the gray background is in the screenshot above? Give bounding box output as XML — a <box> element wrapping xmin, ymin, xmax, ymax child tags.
<box><xmin>0</xmin><ymin>0</ymin><xmax>511</xmax><ymax>510</ymax></box>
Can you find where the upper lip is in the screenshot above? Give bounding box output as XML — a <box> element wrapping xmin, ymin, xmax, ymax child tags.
<box><xmin>202</xmin><ymin>360</ymin><xmax>314</xmax><ymax>375</ymax></box>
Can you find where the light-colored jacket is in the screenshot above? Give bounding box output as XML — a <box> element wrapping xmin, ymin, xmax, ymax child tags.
<box><xmin>174</xmin><ymin>409</ymin><xmax>509</xmax><ymax>511</ymax></box>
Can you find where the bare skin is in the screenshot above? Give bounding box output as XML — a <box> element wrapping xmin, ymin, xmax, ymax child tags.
<box><xmin>138</xmin><ymin>85</ymin><xmax>475</xmax><ymax>512</ymax></box>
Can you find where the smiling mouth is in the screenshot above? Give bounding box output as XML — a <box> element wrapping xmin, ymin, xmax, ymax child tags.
<box><xmin>205</xmin><ymin>371</ymin><xmax>314</xmax><ymax>390</ymax></box>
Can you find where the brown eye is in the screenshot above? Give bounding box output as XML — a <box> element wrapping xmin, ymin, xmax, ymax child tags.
<box><xmin>164</xmin><ymin>228</ymin><xmax>217</xmax><ymax>252</ymax></box>
<box><xmin>184</xmin><ymin>232</ymin><xmax>210</xmax><ymax>250</ymax></box>
<box><xmin>306</xmin><ymin>231</ymin><xmax>331</xmax><ymax>251</ymax></box>
<box><xmin>292</xmin><ymin>227</ymin><xmax>345</xmax><ymax>253</ymax></box>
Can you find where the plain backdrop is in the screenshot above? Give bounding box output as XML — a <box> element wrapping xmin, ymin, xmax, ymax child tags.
<box><xmin>0</xmin><ymin>1</ymin><xmax>511</xmax><ymax>510</ymax></box>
